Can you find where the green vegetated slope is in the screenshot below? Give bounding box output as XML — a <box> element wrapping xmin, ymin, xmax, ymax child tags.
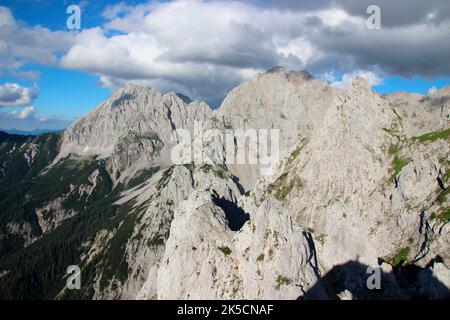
<box><xmin>0</xmin><ymin>131</ymin><xmax>146</xmax><ymax>299</ymax></box>
<box><xmin>0</xmin><ymin>132</ymin><xmax>62</xmax><ymax>254</ymax></box>
<box><xmin>412</xmin><ymin>128</ymin><xmax>450</xmax><ymax>143</ymax></box>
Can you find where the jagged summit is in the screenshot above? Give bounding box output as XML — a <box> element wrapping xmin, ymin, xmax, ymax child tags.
<box><xmin>111</xmin><ymin>83</ymin><xmax>193</xmax><ymax>107</ymax></box>
<box><xmin>265</xmin><ymin>66</ymin><xmax>286</xmax><ymax>73</ymax></box>
<box><xmin>384</xmin><ymin>86</ymin><xmax>449</xmax><ymax>136</ymax></box>
<box><xmin>58</xmin><ymin>80</ymin><xmax>211</xmax><ymax>172</ymax></box>
<box><xmin>113</xmin><ymin>83</ymin><xmax>155</xmax><ymax>96</ymax></box>
<box><xmin>427</xmin><ymin>84</ymin><xmax>450</xmax><ymax>96</ymax></box>
<box><xmin>174</xmin><ymin>92</ymin><xmax>192</xmax><ymax>104</ymax></box>
<box><xmin>120</xmin><ymin>82</ymin><xmax>149</xmax><ymax>91</ymax></box>
<box><xmin>351</xmin><ymin>76</ymin><xmax>372</xmax><ymax>89</ymax></box>
<box><xmin>263</xmin><ymin>66</ymin><xmax>314</xmax><ymax>80</ymax></box>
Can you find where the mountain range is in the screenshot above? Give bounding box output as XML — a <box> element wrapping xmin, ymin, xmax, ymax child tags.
<box><xmin>0</xmin><ymin>67</ymin><xmax>448</xmax><ymax>299</ymax></box>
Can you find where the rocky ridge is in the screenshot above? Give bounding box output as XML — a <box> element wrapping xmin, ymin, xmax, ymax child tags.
<box><xmin>0</xmin><ymin>67</ymin><xmax>448</xmax><ymax>299</ymax></box>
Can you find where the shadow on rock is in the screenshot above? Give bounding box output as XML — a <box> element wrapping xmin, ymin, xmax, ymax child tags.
<box><xmin>301</xmin><ymin>256</ymin><xmax>450</xmax><ymax>300</ymax></box>
<box><xmin>212</xmin><ymin>193</ymin><xmax>250</xmax><ymax>231</ymax></box>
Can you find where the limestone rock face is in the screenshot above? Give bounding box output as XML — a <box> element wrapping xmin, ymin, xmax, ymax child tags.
<box><xmin>59</xmin><ymin>84</ymin><xmax>213</xmax><ymax>182</ymax></box>
<box><xmin>1</xmin><ymin>67</ymin><xmax>448</xmax><ymax>300</ymax></box>
<box><xmin>384</xmin><ymin>86</ymin><xmax>449</xmax><ymax>137</ymax></box>
<box><xmin>252</xmin><ymin>78</ymin><xmax>399</xmax><ymax>268</ymax></box>
<box><xmin>215</xmin><ymin>67</ymin><xmax>340</xmax><ymax>188</ymax></box>
<box><xmin>157</xmin><ymin>193</ymin><xmax>320</xmax><ymax>299</ymax></box>
<box><xmin>246</xmin><ymin>77</ymin><xmax>449</xmax><ymax>282</ymax></box>
<box><xmin>92</xmin><ymin>164</ymin><xmax>244</xmax><ymax>300</ymax></box>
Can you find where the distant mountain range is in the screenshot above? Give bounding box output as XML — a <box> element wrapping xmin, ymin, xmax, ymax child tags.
<box><xmin>0</xmin><ymin>128</ymin><xmax>64</xmax><ymax>136</ymax></box>
<box><xmin>0</xmin><ymin>67</ymin><xmax>448</xmax><ymax>300</ymax></box>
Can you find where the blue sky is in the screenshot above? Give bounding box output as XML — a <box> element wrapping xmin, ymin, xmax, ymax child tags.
<box><xmin>1</xmin><ymin>0</ymin><xmax>450</xmax><ymax>131</ymax></box>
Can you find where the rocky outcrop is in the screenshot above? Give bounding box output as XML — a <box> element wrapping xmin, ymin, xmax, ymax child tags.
<box><xmin>5</xmin><ymin>221</ymin><xmax>37</xmax><ymax>247</ymax></box>
<box><xmin>91</xmin><ymin>164</ymin><xmax>244</xmax><ymax>299</ymax></box>
<box><xmin>35</xmin><ymin>197</ymin><xmax>76</xmax><ymax>234</ymax></box>
<box><xmin>157</xmin><ymin>193</ymin><xmax>319</xmax><ymax>299</ymax></box>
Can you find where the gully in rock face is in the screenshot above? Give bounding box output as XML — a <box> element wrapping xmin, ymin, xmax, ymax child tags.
<box><xmin>171</xmin><ymin>121</ymin><xmax>280</xmax><ymax>176</ymax></box>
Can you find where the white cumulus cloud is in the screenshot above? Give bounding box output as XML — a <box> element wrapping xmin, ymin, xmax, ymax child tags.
<box><xmin>327</xmin><ymin>70</ymin><xmax>384</xmax><ymax>88</ymax></box>
<box><xmin>8</xmin><ymin>106</ymin><xmax>35</xmax><ymax>119</ymax></box>
<box><xmin>2</xmin><ymin>1</ymin><xmax>450</xmax><ymax>104</ymax></box>
<box><xmin>427</xmin><ymin>86</ymin><xmax>438</xmax><ymax>95</ymax></box>
<box><xmin>0</xmin><ymin>83</ymin><xmax>39</xmax><ymax>107</ymax></box>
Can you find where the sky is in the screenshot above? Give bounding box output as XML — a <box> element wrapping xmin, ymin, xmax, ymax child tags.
<box><xmin>0</xmin><ymin>0</ymin><xmax>450</xmax><ymax>131</ymax></box>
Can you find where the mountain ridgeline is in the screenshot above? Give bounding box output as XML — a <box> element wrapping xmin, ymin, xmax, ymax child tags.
<box><xmin>0</xmin><ymin>67</ymin><xmax>448</xmax><ymax>299</ymax></box>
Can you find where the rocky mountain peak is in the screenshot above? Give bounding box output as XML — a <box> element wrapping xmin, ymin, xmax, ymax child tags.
<box><xmin>120</xmin><ymin>82</ymin><xmax>150</xmax><ymax>92</ymax></box>
<box><xmin>112</xmin><ymin>83</ymin><xmax>193</xmax><ymax>106</ymax></box>
<box><xmin>265</xmin><ymin>66</ymin><xmax>286</xmax><ymax>74</ymax></box>
<box><xmin>350</xmin><ymin>76</ymin><xmax>373</xmax><ymax>92</ymax></box>
<box><xmin>107</xmin><ymin>84</ymin><xmax>159</xmax><ymax>108</ymax></box>
<box><xmin>263</xmin><ymin>66</ymin><xmax>313</xmax><ymax>80</ymax></box>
